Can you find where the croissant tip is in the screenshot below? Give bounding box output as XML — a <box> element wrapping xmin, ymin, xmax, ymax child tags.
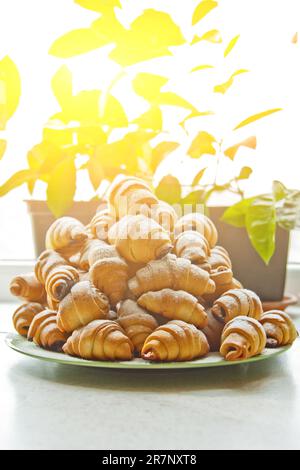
<box><xmin>142</xmin><ymin>351</ymin><xmax>156</xmax><ymax>361</ymax></box>
<box><xmin>10</xmin><ymin>283</ymin><xmax>21</xmax><ymax>296</ymax></box>
<box><xmin>156</xmin><ymin>243</ymin><xmax>173</xmax><ymax>259</ymax></box>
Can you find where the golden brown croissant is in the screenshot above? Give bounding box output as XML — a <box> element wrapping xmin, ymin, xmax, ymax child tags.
<box><xmin>77</xmin><ymin>238</ymin><xmax>106</xmax><ymax>271</ymax></box>
<box><xmin>174</xmin><ymin>213</ymin><xmax>218</xmax><ymax>248</ymax></box>
<box><xmin>108</xmin><ymin>215</ymin><xmax>172</xmax><ymax>263</ymax></box>
<box><xmin>138</xmin><ymin>288</ymin><xmax>208</xmax><ymax>328</ymax></box>
<box><xmin>90</xmin><ymin>206</ymin><xmax>116</xmax><ymax>241</ymax></box>
<box><xmin>63</xmin><ymin>319</ymin><xmax>134</xmax><ymax>361</ymax></box>
<box><xmin>88</xmin><ymin>240</ymin><xmax>129</xmax><ymax>307</ymax></box>
<box><xmin>128</xmin><ymin>254</ymin><xmax>215</xmax><ymax>298</ymax></box>
<box><xmin>260</xmin><ymin>310</ymin><xmax>298</xmax><ymax>348</ymax></box>
<box><xmin>28</xmin><ymin>309</ymin><xmax>69</xmax><ymax>351</ymax></box>
<box><xmin>117</xmin><ymin>299</ymin><xmax>158</xmax><ymax>354</ymax></box>
<box><xmin>108</xmin><ymin>175</ymin><xmax>158</xmax><ymax>218</ymax></box>
<box><xmin>45</xmin><ymin>216</ymin><xmax>88</xmax><ymax>257</ymax></box>
<box><xmin>141</xmin><ymin>320</ymin><xmax>210</xmax><ymax>362</ymax></box>
<box><xmin>139</xmin><ymin>200</ymin><xmax>178</xmax><ymax>233</ymax></box>
<box><xmin>35</xmin><ymin>249</ymin><xmax>79</xmax><ymax>302</ymax></box>
<box><xmin>174</xmin><ymin>230</ymin><xmax>210</xmax><ymax>264</ymax></box>
<box><xmin>211</xmin><ymin>288</ymin><xmax>263</xmax><ymax>323</ymax></box>
<box><xmin>57</xmin><ymin>281</ymin><xmax>109</xmax><ymax>333</ymax></box>
<box><xmin>10</xmin><ymin>272</ymin><xmax>46</xmax><ymax>304</ymax></box>
<box><xmin>202</xmin><ymin>267</ymin><xmax>242</xmax><ymax>305</ymax></box>
<box><xmin>12</xmin><ymin>302</ymin><xmax>44</xmax><ymax>336</ymax></box>
<box><xmin>208</xmin><ymin>246</ymin><xmax>232</xmax><ymax>270</ymax></box>
<box><xmin>220</xmin><ymin>316</ymin><xmax>266</xmax><ymax>361</ymax></box>
<box><xmin>202</xmin><ymin>310</ymin><xmax>225</xmax><ymax>352</ymax></box>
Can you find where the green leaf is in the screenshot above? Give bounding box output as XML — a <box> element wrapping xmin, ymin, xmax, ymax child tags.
<box><xmin>221</xmin><ymin>197</ymin><xmax>256</xmax><ymax>227</ymax></box>
<box><xmin>237</xmin><ymin>166</ymin><xmax>253</xmax><ymax>180</ymax></box>
<box><xmin>272</xmin><ymin>180</ymin><xmax>287</xmax><ymax>201</ymax></box>
<box><xmin>49</xmin><ymin>28</ymin><xmax>111</xmax><ymax>58</ymax></box>
<box><xmin>214</xmin><ymin>69</ymin><xmax>248</xmax><ymax>94</ymax></box>
<box><xmin>155</xmin><ymin>175</ymin><xmax>181</xmax><ymax>204</ymax></box>
<box><xmin>234</xmin><ymin>108</ymin><xmax>282</xmax><ymax>130</ymax></box>
<box><xmin>0</xmin><ymin>139</ymin><xmax>7</xmax><ymax>160</ymax></box>
<box><xmin>134</xmin><ymin>106</ymin><xmax>163</xmax><ymax>131</ymax></box>
<box><xmin>75</xmin><ymin>0</ymin><xmax>121</xmax><ymax>13</ymax></box>
<box><xmin>47</xmin><ymin>158</ymin><xmax>76</xmax><ymax>217</ymax></box>
<box><xmin>151</xmin><ymin>141</ymin><xmax>180</xmax><ymax>173</ymax></box>
<box><xmin>192</xmin><ymin>29</ymin><xmax>222</xmax><ymax>44</ymax></box>
<box><xmin>0</xmin><ymin>56</ymin><xmax>21</xmax><ymax>130</ymax></box>
<box><xmin>190</xmin><ymin>64</ymin><xmax>214</xmax><ymax>73</ymax></box>
<box><xmin>224</xmin><ymin>136</ymin><xmax>256</xmax><ymax>160</ymax></box>
<box><xmin>110</xmin><ymin>9</ymin><xmax>185</xmax><ymax>66</ymax></box>
<box><xmin>0</xmin><ymin>169</ymin><xmax>37</xmax><ymax>197</ymax></box>
<box><xmin>132</xmin><ymin>73</ymin><xmax>168</xmax><ymax>101</ymax></box>
<box><xmin>246</xmin><ymin>196</ymin><xmax>276</xmax><ymax>264</ymax></box>
<box><xmin>224</xmin><ymin>34</ymin><xmax>240</xmax><ymax>57</ymax></box>
<box><xmin>51</xmin><ymin>66</ymin><xmax>73</xmax><ymax>110</ymax></box>
<box><xmin>192</xmin><ymin>167</ymin><xmax>207</xmax><ymax>186</ymax></box>
<box><xmin>86</xmin><ymin>157</ymin><xmax>104</xmax><ymax>191</ymax></box>
<box><xmin>192</xmin><ymin>0</ymin><xmax>218</xmax><ymax>25</ymax></box>
<box><xmin>188</xmin><ymin>131</ymin><xmax>216</xmax><ymax>158</ymax></box>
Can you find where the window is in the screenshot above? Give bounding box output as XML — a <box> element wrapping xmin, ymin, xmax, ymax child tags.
<box><xmin>0</xmin><ymin>0</ymin><xmax>299</xmax><ymax>260</ymax></box>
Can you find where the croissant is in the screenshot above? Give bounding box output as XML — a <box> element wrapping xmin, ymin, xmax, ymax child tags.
<box><xmin>35</xmin><ymin>249</ymin><xmax>79</xmax><ymax>302</ymax></box>
<box><xmin>63</xmin><ymin>319</ymin><xmax>134</xmax><ymax>361</ymax></box>
<box><xmin>202</xmin><ymin>310</ymin><xmax>225</xmax><ymax>352</ymax></box>
<box><xmin>77</xmin><ymin>238</ymin><xmax>106</xmax><ymax>271</ymax></box>
<box><xmin>45</xmin><ymin>217</ymin><xmax>88</xmax><ymax>257</ymax></box>
<box><xmin>138</xmin><ymin>289</ymin><xmax>208</xmax><ymax>328</ymax></box>
<box><xmin>128</xmin><ymin>254</ymin><xmax>215</xmax><ymax>298</ymax></box>
<box><xmin>139</xmin><ymin>200</ymin><xmax>178</xmax><ymax>233</ymax></box>
<box><xmin>117</xmin><ymin>299</ymin><xmax>158</xmax><ymax>354</ymax></box>
<box><xmin>211</xmin><ymin>288</ymin><xmax>263</xmax><ymax>323</ymax></box>
<box><xmin>220</xmin><ymin>316</ymin><xmax>266</xmax><ymax>361</ymax></box>
<box><xmin>12</xmin><ymin>302</ymin><xmax>44</xmax><ymax>336</ymax></box>
<box><xmin>174</xmin><ymin>230</ymin><xmax>210</xmax><ymax>264</ymax></box>
<box><xmin>10</xmin><ymin>272</ymin><xmax>46</xmax><ymax>304</ymax></box>
<box><xmin>28</xmin><ymin>309</ymin><xmax>69</xmax><ymax>351</ymax></box>
<box><xmin>90</xmin><ymin>206</ymin><xmax>116</xmax><ymax>241</ymax></box>
<box><xmin>108</xmin><ymin>215</ymin><xmax>172</xmax><ymax>263</ymax></box>
<box><xmin>260</xmin><ymin>310</ymin><xmax>298</xmax><ymax>348</ymax></box>
<box><xmin>57</xmin><ymin>280</ymin><xmax>109</xmax><ymax>333</ymax></box>
<box><xmin>202</xmin><ymin>267</ymin><xmax>242</xmax><ymax>305</ymax></box>
<box><xmin>88</xmin><ymin>240</ymin><xmax>129</xmax><ymax>307</ymax></box>
<box><xmin>208</xmin><ymin>246</ymin><xmax>232</xmax><ymax>270</ymax></box>
<box><xmin>108</xmin><ymin>175</ymin><xmax>158</xmax><ymax>218</ymax></box>
<box><xmin>141</xmin><ymin>320</ymin><xmax>210</xmax><ymax>362</ymax></box>
<box><xmin>174</xmin><ymin>213</ymin><xmax>218</xmax><ymax>248</ymax></box>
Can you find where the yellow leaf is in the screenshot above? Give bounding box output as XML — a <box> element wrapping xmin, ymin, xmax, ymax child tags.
<box><xmin>237</xmin><ymin>166</ymin><xmax>253</xmax><ymax>180</ymax></box>
<box><xmin>27</xmin><ymin>141</ymin><xmax>63</xmax><ymax>174</ymax></box>
<box><xmin>192</xmin><ymin>167</ymin><xmax>207</xmax><ymax>186</ymax></box>
<box><xmin>101</xmin><ymin>94</ymin><xmax>128</xmax><ymax>127</ymax></box>
<box><xmin>224</xmin><ymin>136</ymin><xmax>257</xmax><ymax>160</ymax></box>
<box><xmin>190</xmin><ymin>64</ymin><xmax>214</xmax><ymax>72</ymax></box>
<box><xmin>234</xmin><ymin>108</ymin><xmax>282</xmax><ymax>130</ymax></box>
<box><xmin>49</xmin><ymin>28</ymin><xmax>111</xmax><ymax>58</ymax></box>
<box><xmin>134</xmin><ymin>106</ymin><xmax>163</xmax><ymax>131</ymax></box>
<box><xmin>192</xmin><ymin>29</ymin><xmax>222</xmax><ymax>44</ymax></box>
<box><xmin>188</xmin><ymin>131</ymin><xmax>216</xmax><ymax>158</ymax></box>
<box><xmin>132</xmin><ymin>73</ymin><xmax>168</xmax><ymax>101</ymax></box>
<box><xmin>75</xmin><ymin>0</ymin><xmax>121</xmax><ymax>13</ymax></box>
<box><xmin>0</xmin><ymin>56</ymin><xmax>21</xmax><ymax>130</ymax></box>
<box><xmin>158</xmin><ymin>92</ymin><xmax>197</xmax><ymax>111</ymax></box>
<box><xmin>76</xmin><ymin>126</ymin><xmax>107</xmax><ymax>146</ymax></box>
<box><xmin>192</xmin><ymin>0</ymin><xmax>218</xmax><ymax>25</ymax></box>
<box><xmin>291</xmin><ymin>32</ymin><xmax>298</xmax><ymax>44</ymax></box>
<box><xmin>0</xmin><ymin>169</ymin><xmax>37</xmax><ymax>197</ymax></box>
<box><xmin>224</xmin><ymin>34</ymin><xmax>240</xmax><ymax>57</ymax></box>
<box><xmin>180</xmin><ymin>109</ymin><xmax>214</xmax><ymax>128</ymax></box>
<box><xmin>47</xmin><ymin>158</ymin><xmax>76</xmax><ymax>217</ymax></box>
<box><xmin>91</xmin><ymin>11</ymin><xmax>125</xmax><ymax>41</ymax></box>
<box><xmin>51</xmin><ymin>66</ymin><xmax>73</xmax><ymax>110</ymax></box>
<box><xmin>110</xmin><ymin>9</ymin><xmax>185</xmax><ymax>66</ymax></box>
<box><xmin>86</xmin><ymin>157</ymin><xmax>104</xmax><ymax>191</ymax></box>
<box><xmin>0</xmin><ymin>139</ymin><xmax>7</xmax><ymax>159</ymax></box>
<box><xmin>151</xmin><ymin>141</ymin><xmax>179</xmax><ymax>172</ymax></box>
<box><xmin>214</xmin><ymin>69</ymin><xmax>248</xmax><ymax>94</ymax></box>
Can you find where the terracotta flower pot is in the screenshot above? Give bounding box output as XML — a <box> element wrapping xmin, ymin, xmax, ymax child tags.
<box><xmin>25</xmin><ymin>200</ymin><xmax>101</xmax><ymax>257</ymax></box>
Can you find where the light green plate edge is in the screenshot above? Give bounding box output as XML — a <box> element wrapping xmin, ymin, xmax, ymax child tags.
<box><xmin>5</xmin><ymin>333</ymin><xmax>291</xmax><ymax>370</ymax></box>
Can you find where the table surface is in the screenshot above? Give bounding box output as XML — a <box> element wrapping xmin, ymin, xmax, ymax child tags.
<box><xmin>1</xmin><ymin>302</ymin><xmax>300</xmax><ymax>450</ymax></box>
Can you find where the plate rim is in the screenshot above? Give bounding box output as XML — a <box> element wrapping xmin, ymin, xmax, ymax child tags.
<box><xmin>5</xmin><ymin>332</ymin><xmax>292</xmax><ymax>370</ymax></box>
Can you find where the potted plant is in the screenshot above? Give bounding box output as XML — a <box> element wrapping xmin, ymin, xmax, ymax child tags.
<box><xmin>0</xmin><ymin>0</ymin><xmax>298</xmax><ymax>302</ymax></box>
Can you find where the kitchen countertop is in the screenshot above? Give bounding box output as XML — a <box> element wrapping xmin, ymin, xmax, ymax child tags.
<box><xmin>1</xmin><ymin>302</ymin><xmax>300</xmax><ymax>450</ymax></box>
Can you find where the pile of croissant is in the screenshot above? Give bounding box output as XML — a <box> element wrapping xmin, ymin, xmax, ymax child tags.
<box><xmin>11</xmin><ymin>175</ymin><xmax>298</xmax><ymax>362</ymax></box>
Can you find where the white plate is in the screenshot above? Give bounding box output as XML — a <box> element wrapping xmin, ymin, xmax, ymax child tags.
<box><xmin>5</xmin><ymin>333</ymin><xmax>291</xmax><ymax>370</ymax></box>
